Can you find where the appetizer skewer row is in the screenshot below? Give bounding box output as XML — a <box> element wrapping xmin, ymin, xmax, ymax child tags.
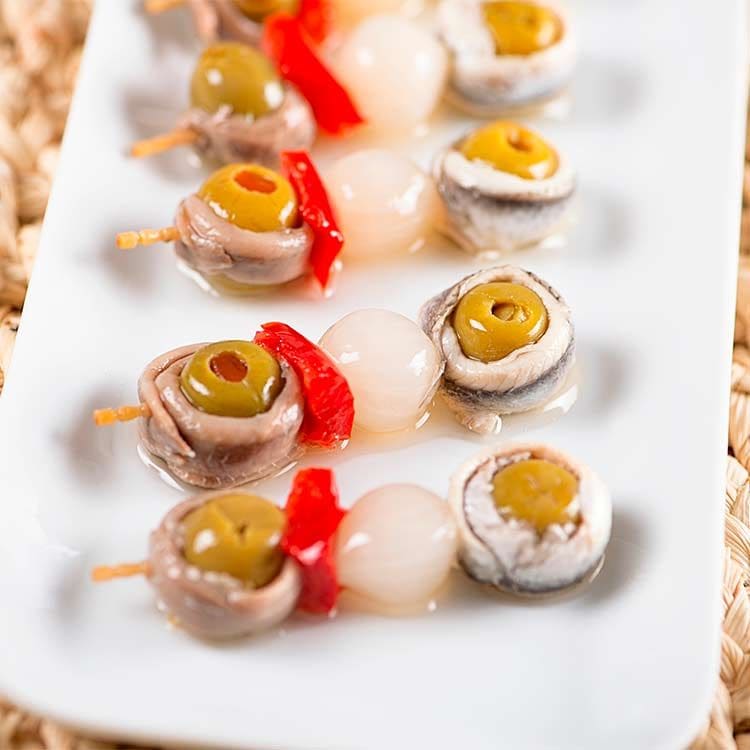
<box><xmin>133</xmin><ymin>21</ymin><xmax>363</xmax><ymax>163</ymax></box>
<box><xmin>120</xmin><ymin>121</ymin><xmax>574</xmax><ymax>294</ymax></box>
<box><xmin>95</xmin><ymin>264</ymin><xmax>572</xmax><ymax>468</ymax></box>
<box><xmin>94</xmin><ymin>323</ymin><xmax>354</xmax><ymax>488</ymax></box>
<box><xmin>117</xmin><ymin>151</ymin><xmax>344</xmax><ymax>291</ymax></box>
<box><xmin>92</xmin><ymin>445</ymin><xmax>612</xmax><ymax>640</ymax></box>
<box><xmin>145</xmin><ymin>1</ymin><xmax>575</xmax><ymax>135</ymax></box>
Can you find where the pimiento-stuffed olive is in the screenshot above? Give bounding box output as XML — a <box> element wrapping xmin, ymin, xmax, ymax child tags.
<box><xmin>459</xmin><ymin>121</ymin><xmax>559</xmax><ymax>180</ymax></box>
<box><xmin>180</xmin><ymin>340</ymin><xmax>284</xmax><ymax>418</ymax></box>
<box><xmin>190</xmin><ymin>42</ymin><xmax>284</xmax><ymax>117</ymax></box>
<box><xmin>452</xmin><ymin>282</ymin><xmax>549</xmax><ymax>362</ymax></box>
<box><xmin>232</xmin><ymin>0</ymin><xmax>299</xmax><ymax>20</ymax></box>
<box><xmin>483</xmin><ymin>1</ymin><xmax>562</xmax><ymax>56</ymax></box>
<box><xmin>197</xmin><ymin>163</ymin><xmax>299</xmax><ymax>233</ymax></box>
<box><xmin>492</xmin><ymin>458</ymin><xmax>578</xmax><ymax>533</ymax></box>
<box><xmin>182</xmin><ymin>493</ymin><xmax>287</xmax><ymax>587</ymax></box>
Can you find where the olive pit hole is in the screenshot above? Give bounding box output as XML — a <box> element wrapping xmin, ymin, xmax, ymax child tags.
<box><xmin>507</xmin><ymin>132</ymin><xmax>533</xmax><ymax>152</ymax></box>
<box><xmin>210</xmin><ymin>351</ymin><xmax>249</xmax><ymax>382</ymax></box>
<box><xmin>233</xmin><ymin>170</ymin><xmax>277</xmax><ymax>195</ymax></box>
<box><xmin>493</xmin><ymin>302</ymin><xmax>527</xmax><ymax>322</ymax></box>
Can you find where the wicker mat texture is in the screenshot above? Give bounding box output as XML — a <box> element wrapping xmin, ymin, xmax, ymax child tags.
<box><xmin>0</xmin><ymin>1</ymin><xmax>749</xmax><ymax>748</ymax></box>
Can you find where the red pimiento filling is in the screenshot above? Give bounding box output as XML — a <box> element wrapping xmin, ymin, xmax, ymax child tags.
<box><xmin>254</xmin><ymin>322</ymin><xmax>354</xmax><ymax>447</ymax></box>
<box><xmin>296</xmin><ymin>0</ymin><xmax>331</xmax><ymax>43</ymax></box>
<box><xmin>262</xmin><ymin>13</ymin><xmax>364</xmax><ymax>135</ymax></box>
<box><xmin>280</xmin><ymin>150</ymin><xmax>343</xmax><ymax>289</ymax></box>
<box><xmin>282</xmin><ymin>468</ymin><xmax>346</xmax><ymax>614</ymax></box>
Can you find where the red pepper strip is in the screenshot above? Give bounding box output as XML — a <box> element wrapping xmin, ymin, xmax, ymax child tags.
<box><xmin>282</xmin><ymin>467</ymin><xmax>345</xmax><ymax>614</ymax></box>
<box><xmin>262</xmin><ymin>13</ymin><xmax>364</xmax><ymax>135</ymax></box>
<box><xmin>254</xmin><ymin>322</ymin><xmax>354</xmax><ymax>447</ymax></box>
<box><xmin>296</xmin><ymin>0</ymin><xmax>331</xmax><ymax>43</ymax></box>
<box><xmin>280</xmin><ymin>150</ymin><xmax>343</xmax><ymax>289</ymax></box>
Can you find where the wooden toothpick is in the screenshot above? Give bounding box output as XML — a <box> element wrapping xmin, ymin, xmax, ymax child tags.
<box><xmin>116</xmin><ymin>227</ymin><xmax>181</xmax><ymax>250</ymax></box>
<box><xmin>131</xmin><ymin>128</ymin><xmax>198</xmax><ymax>158</ymax></box>
<box><xmin>92</xmin><ymin>561</ymin><xmax>151</xmax><ymax>582</ymax></box>
<box><xmin>93</xmin><ymin>404</ymin><xmax>151</xmax><ymax>426</ymax></box>
<box><xmin>144</xmin><ymin>0</ymin><xmax>185</xmax><ymax>14</ymax></box>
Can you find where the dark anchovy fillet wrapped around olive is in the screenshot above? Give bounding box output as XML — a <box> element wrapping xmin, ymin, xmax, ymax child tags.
<box><xmin>182</xmin><ymin>42</ymin><xmax>316</xmax><ymax>169</ymax></box>
<box><xmin>178</xmin><ymin>87</ymin><xmax>316</xmax><ymax>168</ymax></box>
<box><xmin>174</xmin><ymin>193</ymin><xmax>313</xmax><ymax>287</ymax></box>
<box><xmin>438</xmin><ymin>0</ymin><xmax>576</xmax><ymax>116</ymax></box>
<box><xmin>419</xmin><ymin>265</ymin><xmax>574</xmax><ymax>434</ymax></box>
<box><xmin>149</xmin><ymin>492</ymin><xmax>302</xmax><ymax>639</ymax></box>
<box><xmin>138</xmin><ymin>343</ymin><xmax>303</xmax><ymax>488</ymax></box>
<box><xmin>449</xmin><ymin>443</ymin><xmax>611</xmax><ymax>595</ymax></box>
<box><xmin>434</xmin><ymin>121</ymin><xmax>576</xmax><ymax>254</ymax></box>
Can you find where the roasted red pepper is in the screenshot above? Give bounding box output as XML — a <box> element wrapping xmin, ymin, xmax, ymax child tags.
<box><xmin>297</xmin><ymin>0</ymin><xmax>331</xmax><ymax>43</ymax></box>
<box><xmin>262</xmin><ymin>13</ymin><xmax>364</xmax><ymax>135</ymax></box>
<box><xmin>254</xmin><ymin>322</ymin><xmax>354</xmax><ymax>447</ymax></box>
<box><xmin>282</xmin><ymin>467</ymin><xmax>345</xmax><ymax>614</ymax></box>
<box><xmin>280</xmin><ymin>150</ymin><xmax>343</xmax><ymax>289</ymax></box>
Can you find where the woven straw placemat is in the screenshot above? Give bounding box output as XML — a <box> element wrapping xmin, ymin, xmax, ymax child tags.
<box><xmin>0</xmin><ymin>2</ymin><xmax>748</xmax><ymax>748</ymax></box>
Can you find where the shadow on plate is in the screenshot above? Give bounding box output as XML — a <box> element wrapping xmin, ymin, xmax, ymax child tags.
<box><xmin>573</xmin><ymin>338</ymin><xmax>631</xmax><ymax>421</ymax></box>
<box><xmin>95</xmin><ymin>222</ymin><xmax>167</xmax><ymax>298</ymax></box>
<box><xmin>120</xmin><ymin>87</ymin><xmax>207</xmax><ymax>184</ymax></box>
<box><xmin>576</xmin><ymin>504</ymin><xmax>650</xmax><ymax>607</ymax></box>
<box><xmin>567</xmin><ymin>181</ymin><xmax>635</xmax><ymax>261</ymax></box>
<box><xmin>570</xmin><ymin>56</ymin><xmax>646</xmax><ymax>124</ymax></box>
<box><xmin>57</xmin><ymin>386</ymin><xmax>137</xmax><ymax>488</ymax></box>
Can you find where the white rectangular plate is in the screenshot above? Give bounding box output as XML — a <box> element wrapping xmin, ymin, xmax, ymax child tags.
<box><xmin>0</xmin><ymin>2</ymin><xmax>746</xmax><ymax>748</ymax></box>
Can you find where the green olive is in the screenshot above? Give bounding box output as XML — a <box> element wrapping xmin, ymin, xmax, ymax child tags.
<box><xmin>453</xmin><ymin>282</ymin><xmax>548</xmax><ymax>362</ymax></box>
<box><xmin>483</xmin><ymin>2</ymin><xmax>562</xmax><ymax>56</ymax></box>
<box><xmin>182</xmin><ymin>493</ymin><xmax>286</xmax><ymax>587</ymax></box>
<box><xmin>180</xmin><ymin>340</ymin><xmax>283</xmax><ymax>418</ymax></box>
<box><xmin>190</xmin><ymin>42</ymin><xmax>284</xmax><ymax>117</ymax></box>
<box><xmin>198</xmin><ymin>163</ymin><xmax>299</xmax><ymax>233</ymax></box>
<box><xmin>460</xmin><ymin>121</ymin><xmax>559</xmax><ymax>180</ymax></box>
<box><xmin>493</xmin><ymin>459</ymin><xmax>578</xmax><ymax>533</ymax></box>
<box><xmin>232</xmin><ymin>0</ymin><xmax>299</xmax><ymax>20</ymax></box>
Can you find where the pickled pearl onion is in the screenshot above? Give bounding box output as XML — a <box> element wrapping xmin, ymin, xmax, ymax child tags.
<box><xmin>326</xmin><ymin>149</ymin><xmax>440</xmax><ymax>259</ymax></box>
<box><xmin>319</xmin><ymin>309</ymin><xmax>443</xmax><ymax>433</ymax></box>
<box><xmin>335</xmin><ymin>484</ymin><xmax>457</xmax><ymax>609</ymax></box>
<box><xmin>331</xmin><ymin>15</ymin><xmax>448</xmax><ymax>133</ymax></box>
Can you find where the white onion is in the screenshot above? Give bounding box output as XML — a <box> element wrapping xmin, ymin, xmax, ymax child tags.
<box><xmin>319</xmin><ymin>309</ymin><xmax>443</xmax><ymax>433</ymax></box>
<box><xmin>336</xmin><ymin>484</ymin><xmax>457</xmax><ymax>609</ymax></box>
<box><xmin>332</xmin><ymin>15</ymin><xmax>448</xmax><ymax>133</ymax></box>
<box><xmin>326</xmin><ymin>149</ymin><xmax>439</xmax><ymax>259</ymax></box>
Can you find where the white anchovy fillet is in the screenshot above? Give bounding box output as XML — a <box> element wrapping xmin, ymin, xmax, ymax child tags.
<box><xmin>434</xmin><ymin>141</ymin><xmax>576</xmax><ymax>254</ymax></box>
<box><xmin>174</xmin><ymin>194</ymin><xmax>314</xmax><ymax>287</ymax></box>
<box><xmin>149</xmin><ymin>492</ymin><xmax>301</xmax><ymax>639</ymax></box>
<box><xmin>438</xmin><ymin>0</ymin><xmax>576</xmax><ymax>115</ymax></box>
<box><xmin>449</xmin><ymin>443</ymin><xmax>612</xmax><ymax>595</ymax></box>
<box><xmin>138</xmin><ymin>344</ymin><xmax>304</xmax><ymax>489</ymax></box>
<box><xmin>177</xmin><ymin>87</ymin><xmax>316</xmax><ymax>169</ymax></box>
<box><xmin>419</xmin><ymin>265</ymin><xmax>574</xmax><ymax>434</ymax></box>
